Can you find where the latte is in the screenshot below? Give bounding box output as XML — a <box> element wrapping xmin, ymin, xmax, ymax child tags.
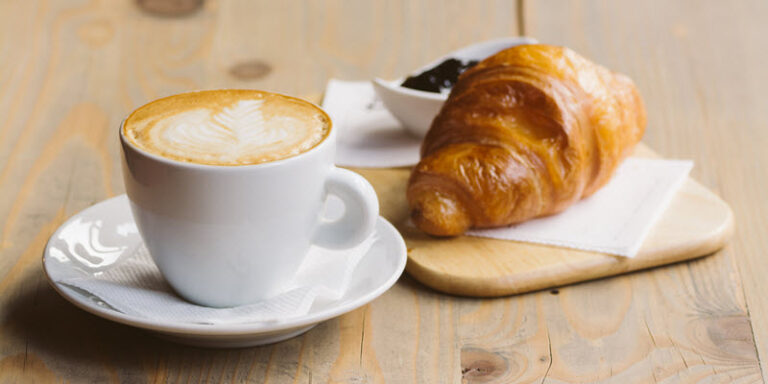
<box><xmin>122</xmin><ymin>90</ymin><xmax>331</xmax><ymax>166</ymax></box>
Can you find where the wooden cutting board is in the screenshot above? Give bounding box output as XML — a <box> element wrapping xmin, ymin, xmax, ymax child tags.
<box><xmin>351</xmin><ymin>144</ymin><xmax>734</xmax><ymax>297</ymax></box>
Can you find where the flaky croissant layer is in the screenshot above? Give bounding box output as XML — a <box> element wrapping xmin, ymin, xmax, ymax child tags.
<box><xmin>407</xmin><ymin>44</ymin><xmax>646</xmax><ymax>236</ymax></box>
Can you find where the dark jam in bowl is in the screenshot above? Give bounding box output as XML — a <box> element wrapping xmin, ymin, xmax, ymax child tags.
<box><xmin>401</xmin><ymin>58</ymin><xmax>479</xmax><ymax>93</ymax></box>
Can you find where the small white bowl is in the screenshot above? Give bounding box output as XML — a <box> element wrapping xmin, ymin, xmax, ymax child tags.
<box><xmin>373</xmin><ymin>36</ymin><xmax>538</xmax><ymax>138</ymax></box>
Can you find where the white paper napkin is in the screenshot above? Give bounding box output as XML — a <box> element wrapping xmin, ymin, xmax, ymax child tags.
<box><xmin>465</xmin><ymin>158</ymin><xmax>693</xmax><ymax>257</ymax></box>
<box><xmin>323</xmin><ymin>79</ymin><xmax>422</xmax><ymax>168</ymax></box>
<box><xmin>57</xmin><ymin>235</ymin><xmax>376</xmax><ymax>325</ymax></box>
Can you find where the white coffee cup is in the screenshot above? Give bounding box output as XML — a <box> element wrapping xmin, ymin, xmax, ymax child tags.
<box><xmin>120</xmin><ymin>95</ymin><xmax>379</xmax><ymax>308</ymax></box>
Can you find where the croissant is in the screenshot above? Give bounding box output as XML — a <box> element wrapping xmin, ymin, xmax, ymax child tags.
<box><xmin>407</xmin><ymin>44</ymin><xmax>646</xmax><ymax>236</ymax></box>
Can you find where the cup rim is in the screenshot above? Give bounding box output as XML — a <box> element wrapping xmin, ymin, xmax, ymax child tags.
<box><xmin>119</xmin><ymin>89</ymin><xmax>334</xmax><ymax>171</ymax></box>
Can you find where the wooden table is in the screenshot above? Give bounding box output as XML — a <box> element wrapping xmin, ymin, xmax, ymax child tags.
<box><xmin>1</xmin><ymin>0</ymin><xmax>766</xmax><ymax>382</ymax></box>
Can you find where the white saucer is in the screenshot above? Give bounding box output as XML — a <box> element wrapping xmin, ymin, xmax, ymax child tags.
<box><xmin>43</xmin><ymin>195</ymin><xmax>406</xmax><ymax>348</ymax></box>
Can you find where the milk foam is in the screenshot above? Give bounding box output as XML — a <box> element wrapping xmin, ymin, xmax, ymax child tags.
<box><xmin>123</xmin><ymin>91</ymin><xmax>329</xmax><ymax>165</ymax></box>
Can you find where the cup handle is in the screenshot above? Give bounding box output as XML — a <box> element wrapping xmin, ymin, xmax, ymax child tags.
<box><xmin>312</xmin><ymin>167</ymin><xmax>379</xmax><ymax>249</ymax></box>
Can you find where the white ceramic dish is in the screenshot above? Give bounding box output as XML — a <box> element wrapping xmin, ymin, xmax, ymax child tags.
<box><xmin>372</xmin><ymin>36</ymin><xmax>538</xmax><ymax>137</ymax></box>
<box><xmin>42</xmin><ymin>195</ymin><xmax>407</xmax><ymax>348</ymax></box>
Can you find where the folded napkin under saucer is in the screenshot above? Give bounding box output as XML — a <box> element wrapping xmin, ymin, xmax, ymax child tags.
<box><xmin>57</xmin><ymin>234</ymin><xmax>376</xmax><ymax>325</ymax></box>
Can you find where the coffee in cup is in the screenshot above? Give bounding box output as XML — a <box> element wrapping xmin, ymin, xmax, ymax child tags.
<box><xmin>122</xmin><ymin>89</ymin><xmax>330</xmax><ymax>166</ymax></box>
<box><xmin>120</xmin><ymin>90</ymin><xmax>379</xmax><ymax>307</ymax></box>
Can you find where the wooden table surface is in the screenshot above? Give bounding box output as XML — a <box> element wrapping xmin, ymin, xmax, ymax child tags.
<box><xmin>1</xmin><ymin>0</ymin><xmax>766</xmax><ymax>382</ymax></box>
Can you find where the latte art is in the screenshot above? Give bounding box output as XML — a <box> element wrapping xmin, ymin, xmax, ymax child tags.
<box><xmin>123</xmin><ymin>90</ymin><xmax>330</xmax><ymax>165</ymax></box>
<box><xmin>158</xmin><ymin>99</ymin><xmax>312</xmax><ymax>164</ymax></box>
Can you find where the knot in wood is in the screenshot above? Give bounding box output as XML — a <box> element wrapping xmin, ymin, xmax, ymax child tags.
<box><xmin>136</xmin><ymin>0</ymin><xmax>203</xmax><ymax>17</ymax></box>
<box><xmin>461</xmin><ymin>347</ymin><xmax>508</xmax><ymax>382</ymax></box>
<box><xmin>229</xmin><ymin>60</ymin><xmax>272</xmax><ymax>80</ymax></box>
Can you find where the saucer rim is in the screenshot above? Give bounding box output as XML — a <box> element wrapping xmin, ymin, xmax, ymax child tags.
<box><xmin>42</xmin><ymin>194</ymin><xmax>407</xmax><ymax>336</ymax></box>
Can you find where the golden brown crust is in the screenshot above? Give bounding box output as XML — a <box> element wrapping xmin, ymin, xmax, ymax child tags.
<box><xmin>407</xmin><ymin>44</ymin><xmax>646</xmax><ymax>236</ymax></box>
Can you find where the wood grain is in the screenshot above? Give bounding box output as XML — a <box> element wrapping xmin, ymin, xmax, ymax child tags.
<box><xmin>526</xmin><ymin>0</ymin><xmax>768</xmax><ymax>381</ymax></box>
<box><xmin>0</xmin><ymin>0</ymin><xmax>764</xmax><ymax>382</ymax></box>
